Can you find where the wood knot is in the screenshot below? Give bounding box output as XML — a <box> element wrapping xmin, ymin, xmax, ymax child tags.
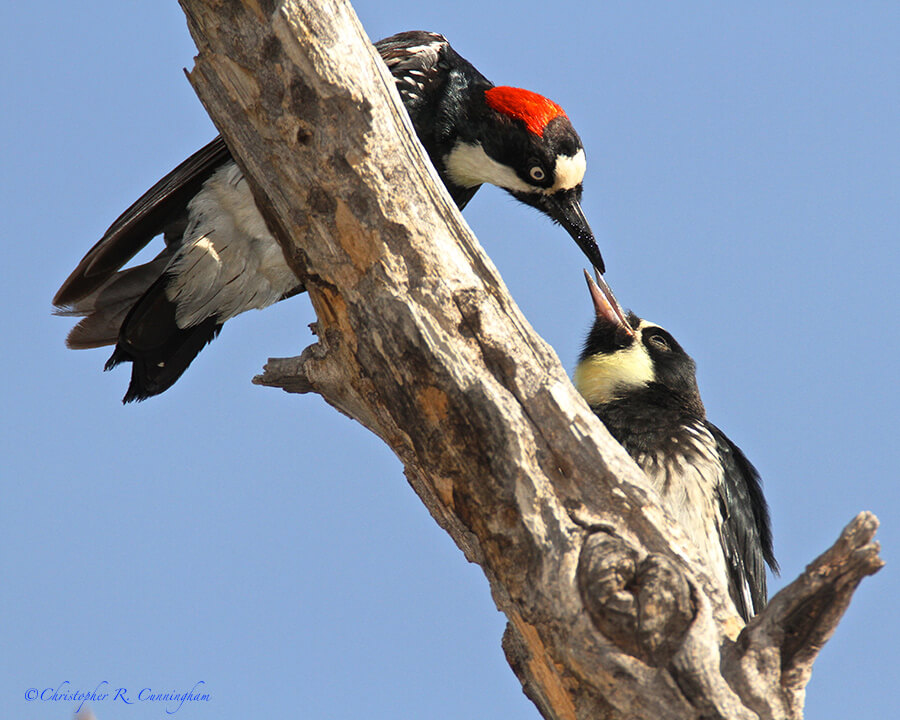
<box><xmin>577</xmin><ymin>531</ymin><xmax>695</xmax><ymax>665</ymax></box>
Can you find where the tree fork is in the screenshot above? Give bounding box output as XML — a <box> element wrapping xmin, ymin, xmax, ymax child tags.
<box><xmin>178</xmin><ymin>1</ymin><xmax>883</xmax><ymax>717</ymax></box>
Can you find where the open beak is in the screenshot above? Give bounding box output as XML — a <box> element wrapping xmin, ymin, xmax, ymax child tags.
<box><xmin>584</xmin><ymin>269</ymin><xmax>632</xmax><ymax>336</ymax></box>
<box><xmin>513</xmin><ymin>187</ymin><xmax>605</xmax><ymax>274</ymax></box>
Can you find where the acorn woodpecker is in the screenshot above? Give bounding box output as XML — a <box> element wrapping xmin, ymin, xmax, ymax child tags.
<box><xmin>53</xmin><ymin>31</ymin><xmax>600</xmax><ymax>403</ymax></box>
<box><xmin>574</xmin><ymin>271</ymin><xmax>776</xmax><ymax>621</ymax></box>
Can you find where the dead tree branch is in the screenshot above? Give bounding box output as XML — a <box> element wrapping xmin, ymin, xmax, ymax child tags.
<box><xmin>178</xmin><ymin>1</ymin><xmax>883</xmax><ymax>717</ymax></box>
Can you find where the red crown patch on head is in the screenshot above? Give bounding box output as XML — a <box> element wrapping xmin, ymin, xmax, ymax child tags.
<box><xmin>484</xmin><ymin>86</ymin><xmax>567</xmax><ymax>137</ymax></box>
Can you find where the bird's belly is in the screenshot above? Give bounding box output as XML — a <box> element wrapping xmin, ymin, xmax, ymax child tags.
<box><xmin>165</xmin><ymin>162</ymin><xmax>299</xmax><ymax>328</ymax></box>
<box><xmin>640</xmin><ymin>450</ymin><xmax>731</xmax><ymax>595</ymax></box>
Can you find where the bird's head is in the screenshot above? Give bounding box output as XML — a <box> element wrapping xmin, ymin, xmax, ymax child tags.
<box><xmin>444</xmin><ymin>86</ymin><xmax>604</xmax><ymax>272</ymax></box>
<box><xmin>574</xmin><ymin>270</ymin><xmax>702</xmax><ymax>410</ymax></box>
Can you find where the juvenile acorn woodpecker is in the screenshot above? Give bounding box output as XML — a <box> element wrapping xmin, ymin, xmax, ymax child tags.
<box><xmin>53</xmin><ymin>31</ymin><xmax>600</xmax><ymax>403</ymax></box>
<box><xmin>574</xmin><ymin>271</ymin><xmax>777</xmax><ymax>621</ymax></box>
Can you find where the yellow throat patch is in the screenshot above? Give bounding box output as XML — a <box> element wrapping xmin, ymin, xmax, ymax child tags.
<box><xmin>573</xmin><ymin>335</ymin><xmax>654</xmax><ymax>406</ymax></box>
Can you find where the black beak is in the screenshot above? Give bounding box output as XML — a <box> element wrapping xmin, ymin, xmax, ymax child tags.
<box><xmin>584</xmin><ymin>269</ymin><xmax>632</xmax><ymax>336</ymax></box>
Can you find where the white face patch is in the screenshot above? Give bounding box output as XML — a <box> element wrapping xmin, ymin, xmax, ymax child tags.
<box><xmin>445</xmin><ymin>142</ymin><xmax>586</xmax><ymax>195</ymax></box>
<box><xmin>444</xmin><ymin>142</ymin><xmax>535</xmax><ymax>193</ymax></box>
<box><xmin>573</xmin><ymin>321</ymin><xmax>659</xmax><ymax>405</ymax></box>
<box><xmin>551</xmin><ymin>149</ymin><xmax>586</xmax><ymax>192</ymax></box>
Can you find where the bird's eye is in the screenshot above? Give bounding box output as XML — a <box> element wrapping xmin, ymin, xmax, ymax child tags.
<box><xmin>529</xmin><ymin>166</ymin><xmax>545</xmax><ymax>181</ymax></box>
<box><xmin>648</xmin><ymin>334</ymin><xmax>671</xmax><ymax>352</ymax></box>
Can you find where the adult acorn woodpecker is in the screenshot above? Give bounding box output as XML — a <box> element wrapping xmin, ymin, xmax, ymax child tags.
<box><xmin>574</xmin><ymin>271</ymin><xmax>777</xmax><ymax>620</ymax></box>
<box><xmin>53</xmin><ymin>31</ymin><xmax>600</xmax><ymax>403</ymax></box>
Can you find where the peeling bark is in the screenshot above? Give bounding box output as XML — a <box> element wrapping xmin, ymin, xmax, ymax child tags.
<box><xmin>178</xmin><ymin>2</ymin><xmax>883</xmax><ymax>718</ymax></box>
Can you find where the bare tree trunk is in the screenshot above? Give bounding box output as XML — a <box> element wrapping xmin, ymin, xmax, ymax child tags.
<box><xmin>178</xmin><ymin>2</ymin><xmax>883</xmax><ymax>718</ymax></box>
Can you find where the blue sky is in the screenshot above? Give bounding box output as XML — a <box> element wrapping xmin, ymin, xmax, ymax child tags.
<box><xmin>2</xmin><ymin>2</ymin><xmax>897</xmax><ymax>719</ymax></box>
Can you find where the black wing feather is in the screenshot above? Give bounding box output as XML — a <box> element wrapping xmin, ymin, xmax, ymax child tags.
<box><xmin>708</xmin><ymin>422</ymin><xmax>777</xmax><ymax>620</ymax></box>
<box><xmin>54</xmin><ymin>136</ymin><xmax>231</xmax><ymax>307</ymax></box>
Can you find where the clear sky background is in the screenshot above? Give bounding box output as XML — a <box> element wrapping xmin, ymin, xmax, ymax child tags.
<box><xmin>2</xmin><ymin>2</ymin><xmax>897</xmax><ymax>719</ymax></box>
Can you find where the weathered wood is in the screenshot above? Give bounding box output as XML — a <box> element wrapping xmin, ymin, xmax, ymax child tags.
<box><xmin>178</xmin><ymin>1</ymin><xmax>883</xmax><ymax>717</ymax></box>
